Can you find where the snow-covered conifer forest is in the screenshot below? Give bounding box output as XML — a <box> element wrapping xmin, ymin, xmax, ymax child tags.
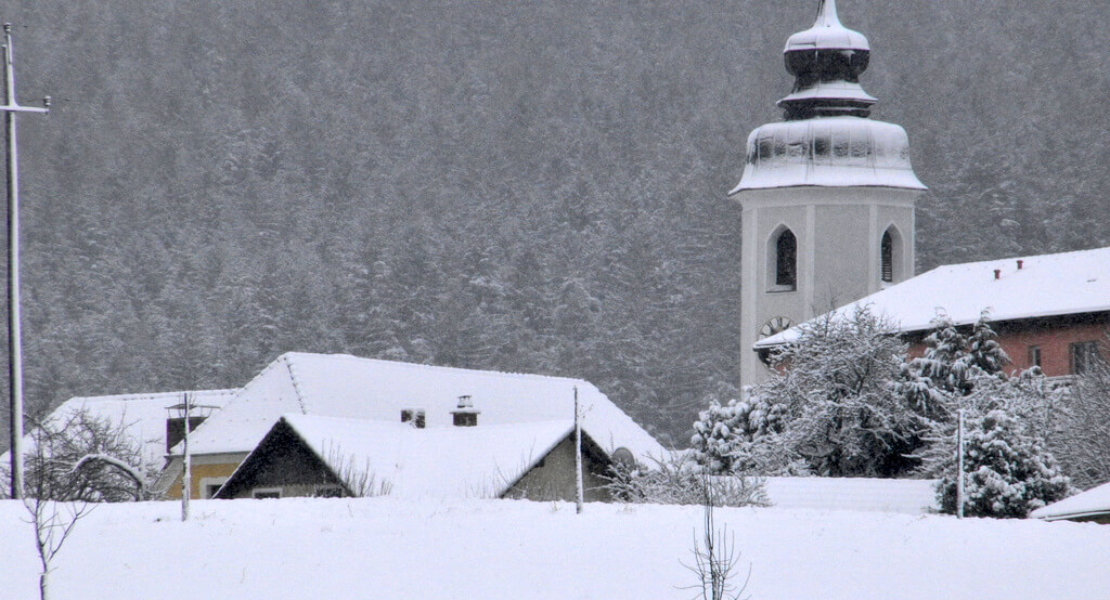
<box><xmin>1</xmin><ymin>1</ymin><xmax>1108</xmax><ymax>445</ymax></box>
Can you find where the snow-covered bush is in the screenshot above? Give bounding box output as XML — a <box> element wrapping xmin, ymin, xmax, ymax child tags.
<box><xmin>605</xmin><ymin>453</ymin><xmax>767</xmax><ymax>507</ymax></box>
<box><xmin>689</xmin><ymin>394</ymin><xmax>789</xmax><ymax>474</ymax></box>
<box><xmin>733</xmin><ymin>307</ymin><xmax>926</xmax><ymax>477</ymax></box>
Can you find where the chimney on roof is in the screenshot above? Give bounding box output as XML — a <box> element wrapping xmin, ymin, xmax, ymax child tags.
<box><xmin>994</xmin><ymin>269</ymin><xmax>1001</xmax><ymax>280</ymax></box>
<box><xmin>166</xmin><ymin>415</ymin><xmax>207</xmax><ymax>453</ymax></box>
<box><xmin>165</xmin><ymin>400</ymin><xmax>219</xmax><ymax>453</ymax></box>
<box><xmin>451</xmin><ymin>395</ymin><xmax>479</xmax><ymax>427</ymax></box>
<box><xmin>401</xmin><ymin>408</ymin><xmax>426</xmax><ymax>429</ymax></box>
<box><xmin>1017</xmin><ymin>259</ymin><xmax>1024</xmax><ymax>270</ymax></box>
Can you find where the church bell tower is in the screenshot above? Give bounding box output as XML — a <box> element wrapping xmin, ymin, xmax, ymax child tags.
<box><xmin>732</xmin><ymin>0</ymin><xmax>926</xmax><ymax>388</ymax></box>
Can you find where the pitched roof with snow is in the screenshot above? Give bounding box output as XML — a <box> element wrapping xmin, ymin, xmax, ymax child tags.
<box><xmin>1</xmin><ymin>389</ymin><xmax>238</xmax><ymax>468</ymax></box>
<box><xmin>1030</xmin><ymin>480</ymin><xmax>1110</xmax><ymax>522</ymax></box>
<box><xmin>254</xmin><ymin>414</ymin><xmax>593</xmax><ymax>498</ymax></box>
<box><xmin>756</xmin><ymin>246</ymin><xmax>1110</xmax><ymax>349</ymax></box>
<box><xmin>183</xmin><ymin>353</ymin><xmax>665</xmax><ymax>461</ymax></box>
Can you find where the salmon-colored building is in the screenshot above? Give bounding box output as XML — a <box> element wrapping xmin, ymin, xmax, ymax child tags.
<box><xmin>755</xmin><ymin>246</ymin><xmax>1110</xmax><ymax>378</ymax></box>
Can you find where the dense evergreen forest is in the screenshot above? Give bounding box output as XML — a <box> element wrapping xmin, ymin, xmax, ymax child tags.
<box><xmin>0</xmin><ymin>0</ymin><xmax>1107</xmax><ymax>446</ymax></box>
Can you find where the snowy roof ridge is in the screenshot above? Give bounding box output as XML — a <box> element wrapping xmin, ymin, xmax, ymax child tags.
<box><xmin>62</xmin><ymin>388</ymin><xmax>240</xmax><ymax>404</ymax></box>
<box><xmin>282</xmin><ymin>354</ymin><xmax>311</xmax><ymax>414</ymax></box>
<box><xmin>277</xmin><ymin>351</ymin><xmax>600</xmax><ymax>390</ymax></box>
<box><xmin>755</xmin><ymin>245</ymin><xmax>1110</xmax><ymax>348</ymax></box>
<box><xmin>232</xmin><ymin>353</ymin><xmax>297</xmax><ymax>401</ymax></box>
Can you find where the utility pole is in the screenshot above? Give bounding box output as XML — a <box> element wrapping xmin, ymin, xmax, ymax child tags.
<box><xmin>181</xmin><ymin>393</ymin><xmax>192</xmax><ymax>521</ymax></box>
<box><xmin>956</xmin><ymin>407</ymin><xmax>966</xmax><ymax>519</ymax></box>
<box><xmin>574</xmin><ymin>386</ymin><xmax>583</xmax><ymax>514</ymax></box>
<box><xmin>2</xmin><ymin>23</ymin><xmax>49</xmax><ymax>500</ymax></box>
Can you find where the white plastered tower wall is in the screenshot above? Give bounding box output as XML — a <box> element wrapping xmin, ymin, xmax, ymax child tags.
<box><xmin>731</xmin><ymin>0</ymin><xmax>926</xmax><ymax>389</ymax></box>
<box><xmin>736</xmin><ymin>186</ymin><xmax>920</xmax><ymax>387</ymax></box>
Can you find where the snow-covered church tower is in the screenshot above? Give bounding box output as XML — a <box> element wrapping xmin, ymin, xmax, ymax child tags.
<box><xmin>732</xmin><ymin>0</ymin><xmax>926</xmax><ymax>388</ymax></box>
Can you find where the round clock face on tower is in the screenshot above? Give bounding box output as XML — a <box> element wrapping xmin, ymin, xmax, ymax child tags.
<box><xmin>758</xmin><ymin>316</ymin><xmax>793</xmax><ymax>339</ymax></box>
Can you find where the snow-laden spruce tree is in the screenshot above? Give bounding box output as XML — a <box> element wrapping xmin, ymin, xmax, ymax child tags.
<box><xmin>689</xmin><ymin>393</ymin><xmax>790</xmax><ymax>474</ymax></box>
<box><xmin>916</xmin><ymin>365</ymin><xmax>1073</xmax><ymax>518</ymax></box>
<box><xmin>692</xmin><ymin>307</ymin><xmax>935</xmax><ymax>477</ymax></box>
<box><xmin>896</xmin><ymin>311</ymin><xmax>1009</xmax><ymax>407</ymax></box>
<box><xmin>903</xmin><ymin>312</ymin><xmax>1073</xmax><ymax>517</ymax></box>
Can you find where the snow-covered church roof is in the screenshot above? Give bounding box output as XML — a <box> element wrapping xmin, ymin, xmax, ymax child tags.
<box><xmin>756</xmin><ymin>246</ymin><xmax>1110</xmax><ymax>349</ymax></box>
<box><xmin>181</xmin><ymin>352</ymin><xmax>665</xmax><ymax>462</ymax></box>
<box><xmin>240</xmin><ymin>414</ymin><xmax>598</xmax><ymax>499</ymax></box>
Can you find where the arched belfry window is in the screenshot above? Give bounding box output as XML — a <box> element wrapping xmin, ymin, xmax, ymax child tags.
<box><xmin>880</xmin><ymin>230</ymin><xmax>894</xmax><ymax>282</ymax></box>
<box><xmin>774</xmin><ymin>229</ymin><xmax>797</xmax><ymax>289</ymax></box>
<box><xmin>880</xmin><ymin>226</ymin><xmax>903</xmax><ymax>284</ymax></box>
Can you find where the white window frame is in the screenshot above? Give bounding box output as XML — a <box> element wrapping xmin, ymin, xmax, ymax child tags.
<box><xmin>252</xmin><ymin>487</ymin><xmax>283</xmax><ymax>499</ymax></box>
<box><xmin>199</xmin><ymin>476</ymin><xmax>230</xmax><ymax>499</ymax></box>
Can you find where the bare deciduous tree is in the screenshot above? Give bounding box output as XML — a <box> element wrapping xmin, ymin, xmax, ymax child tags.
<box><xmin>17</xmin><ymin>409</ymin><xmax>152</xmax><ymax>502</ymax></box>
<box><xmin>1052</xmin><ymin>344</ymin><xmax>1110</xmax><ymax>489</ymax></box>
<box><xmin>680</xmin><ymin>474</ymin><xmax>751</xmax><ymax>600</ymax></box>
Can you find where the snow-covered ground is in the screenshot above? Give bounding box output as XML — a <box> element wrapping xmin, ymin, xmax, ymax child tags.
<box><xmin>2</xmin><ymin>497</ymin><xmax>1106</xmax><ymax>599</ymax></box>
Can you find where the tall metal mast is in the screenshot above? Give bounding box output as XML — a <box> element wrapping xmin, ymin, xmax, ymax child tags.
<box><xmin>2</xmin><ymin>23</ymin><xmax>49</xmax><ymax>500</ymax></box>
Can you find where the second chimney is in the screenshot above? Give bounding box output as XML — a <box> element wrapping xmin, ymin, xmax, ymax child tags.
<box><xmin>451</xmin><ymin>395</ymin><xmax>479</xmax><ymax>427</ymax></box>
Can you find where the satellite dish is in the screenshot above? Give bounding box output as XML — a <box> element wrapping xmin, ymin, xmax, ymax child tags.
<box><xmin>611</xmin><ymin>447</ymin><xmax>636</xmax><ymax>469</ymax></box>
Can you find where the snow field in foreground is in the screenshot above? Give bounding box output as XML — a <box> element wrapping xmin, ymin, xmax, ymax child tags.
<box><xmin>1</xmin><ymin>497</ymin><xmax>1107</xmax><ymax>600</ymax></box>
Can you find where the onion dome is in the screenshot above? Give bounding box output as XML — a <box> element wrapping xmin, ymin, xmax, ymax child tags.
<box><xmin>779</xmin><ymin>0</ymin><xmax>875</xmax><ymax>121</ymax></box>
<box><xmin>730</xmin><ymin>0</ymin><xmax>925</xmax><ymax>193</ymax></box>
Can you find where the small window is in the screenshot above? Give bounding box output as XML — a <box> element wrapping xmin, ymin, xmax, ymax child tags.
<box><xmin>199</xmin><ymin>476</ymin><xmax>230</xmax><ymax>499</ymax></box>
<box><xmin>1028</xmin><ymin>346</ymin><xmax>1042</xmax><ymax>368</ymax></box>
<box><xmin>313</xmin><ymin>485</ymin><xmax>345</xmax><ymax>498</ymax></box>
<box><xmin>775</xmin><ymin>229</ymin><xmax>797</xmax><ymax>289</ymax></box>
<box><xmin>880</xmin><ymin>231</ymin><xmax>894</xmax><ymax>283</ymax></box>
<box><xmin>1071</xmin><ymin>341</ymin><xmax>1102</xmax><ymax>375</ymax></box>
<box><xmin>252</xmin><ymin>488</ymin><xmax>282</xmax><ymax>499</ymax></box>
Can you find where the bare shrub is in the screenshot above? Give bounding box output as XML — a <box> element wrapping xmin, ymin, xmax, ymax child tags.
<box><xmin>323</xmin><ymin>444</ymin><xmax>393</xmax><ymax>497</ymax></box>
<box><xmin>606</xmin><ymin>453</ymin><xmax>768</xmax><ymax>508</ymax></box>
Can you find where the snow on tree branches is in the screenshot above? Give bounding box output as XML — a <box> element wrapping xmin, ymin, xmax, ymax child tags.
<box><xmin>691</xmin><ymin>308</ymin><xmax>1075</xmax><ymax>517</ymax></box>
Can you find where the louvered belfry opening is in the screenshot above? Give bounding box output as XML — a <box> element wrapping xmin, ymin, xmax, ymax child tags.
<box><xmin>776</xmin><ymin>229</ymin><xmax>798</xmax><ymax>288</ymax></box>
<box><xmin>881</xmin><ymin>230</ymin><xmax>894</xmax><ymax>282</ymax></box>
